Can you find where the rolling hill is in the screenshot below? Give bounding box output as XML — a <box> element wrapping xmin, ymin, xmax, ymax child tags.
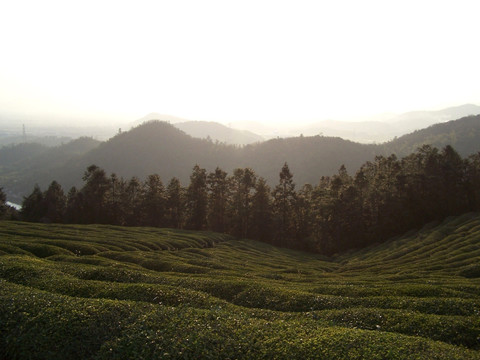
<box><xmin>0</xmin><ymin>137</ymin><xmax>101</xmax><ymax>202</ymax></box>
<box><xmin>290</xmin><ymin>104</ymin><xmax>480</xmax><ymax>143</ymax></box>
<box><xmin>1</xmin><ymin>213</ymin><xmax>479</xmax><ymax>358</ymax></box>
<box><xmin>379</xmin><ymin>114</ymin><xmax>480</xmax><ymax>157</ymax></box>
<box><xmin>388</xmin><ymin>103</ymin><xmax>480</xmax><ymax>134</ymax></box>
<box><xmin>2</xmin><ymin>115</ymin><xmax>480</xmax><ymax>204</ymax></box>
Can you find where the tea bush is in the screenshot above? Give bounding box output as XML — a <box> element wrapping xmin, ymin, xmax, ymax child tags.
<box><xmin>1</xmin><ymin>216</ymin><xmax>480</xmax><ymax>359</ymax></box>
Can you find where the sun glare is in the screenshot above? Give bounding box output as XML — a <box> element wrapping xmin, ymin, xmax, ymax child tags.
<box><xmin>0</xmin><ymin>0</ymin><xmax>479</xmax><ymax>126</ymax></box>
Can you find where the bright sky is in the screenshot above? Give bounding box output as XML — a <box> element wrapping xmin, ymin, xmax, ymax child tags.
<box><xmin>1</xmin><ymin>0</ymin><xmax>479</xmax><ymax>126</ymax></box>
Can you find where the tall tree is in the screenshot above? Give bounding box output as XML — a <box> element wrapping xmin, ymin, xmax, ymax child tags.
<box><xmin>107</xmin><ymin>173</ymin><xmax>123</xmax><ymax>225</ymax></box>
<box><xmin>295</xmin><ymin>183</ymin><xmax>314</xmax><ymax>249</ymax></box>
<box><xmin>43</xmin><ymin>181</ymin><xmax>66</xmax><ymax>223</ymax></box>
<box><xmin>81</xmin><ymin>165</ymin><xmax>110</xmax><ymax>224</ymax></box>
<box><xmin>21</xmin><ymin>185</ymin><xmax>46</xmax><ymax>222</ymax></box>
<box><xmin>65</xmin><ymin>186</ymin><xmax>83</xmax><ymax>223</ymax></box>
<box><xmin>207</xmin><ymin>167</ymin><xmax>230</xmax><ymax>233</ymax></box>
<box><xmin>229</xmin><ymin>168</ymin><xmax>257</xmax><ymax>238</ymax></box>
<box><xmin>272</xmin><ymin>163</ymin><xmax>297</xmax><ymax>247</ymax></box>
<box><xmin>185</xmin><ymin>165</ymin><xmax>208</xmax><ymax>230</ymax></box>
<box><xmin>165</xmin><ymin>177</ymin><xmax>184</xmax><ymax>228</ymax></box>
<box><xmin>251</xmin><ymin>177</ymin><xmax>272</xmax><ymax>242</ymax></box>
<box><xmin>121</xmin><ymin>177</ymin><xmax>142</xmax><ymax>226</ymax></box>
<box><xmin>142</xmin><ymin>174</ymin><xmax>166</xmax><ymax>227</ymax></box>
<box><xmin>439</xmin><ymin>145</ymin><xmax>467</xmax><ymax>216</ymax></box>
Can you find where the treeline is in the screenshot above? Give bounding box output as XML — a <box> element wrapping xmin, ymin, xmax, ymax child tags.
<box><xmin>19</xmin><ymin>145</ymin><xmax>480</xmax><ymax>254</ymax></box>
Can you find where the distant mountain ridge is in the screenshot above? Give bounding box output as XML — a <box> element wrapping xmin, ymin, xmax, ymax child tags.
<box><xmin>2</xmin><ymin>114</ymin><xmax>480</xmax><ymax>204</ymax></box>
<box><xmin>0</xmin><ymin>137</ymin><xmax>101</xmax><ymax>202</ymax></box>
<box><xmin>380</xmin><ymin>114</ymin><xmax>480</xmax><ymax>157</ymax></box>
<box><xmin>130</xmin><ymin>113</ymin><xmax>188</xmax><ymax>127</ymax></box>
<box><xmin>130</xmin><ymin>116</ymin><xmax>264</xmax><ymax>145</ymax></box>
<box><xmin>285</xmin><ymin>104</ymin><xmax>480</xmax><ymax>143</ymax></box>
<box><xmin>175</xmin><ymin>121</ymin><xmax>264</xmax><ymax>145</ymax></box>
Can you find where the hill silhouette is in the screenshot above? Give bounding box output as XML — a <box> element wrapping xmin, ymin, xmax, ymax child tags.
<box><xmin>2</xmin><ymin>115</ymin><xmax>480</xmax><ymax>203</ymax></box>
<box><xmin>380</xmin><ymin>114</ymin><xmax>480</xmax><ymax>157</ymax></box>
<box><xmin>286</xmin><ymin>104</ymin><xmax>480</xmax><ymax>143</ymax></box>
<box><xmin>0</xmin><ymin>137</ymin><xmax>101</xmax><ymax>202</ymax></box>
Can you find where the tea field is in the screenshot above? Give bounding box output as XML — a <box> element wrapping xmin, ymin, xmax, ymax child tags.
<box><xmin>1</xmin><ymin>213</ymin><xmax>480</xmax><ymax>359</ymax></box>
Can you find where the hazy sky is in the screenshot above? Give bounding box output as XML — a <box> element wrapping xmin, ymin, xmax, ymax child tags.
<box><xmin>1</xmin><ymin>0</ymin><xmax>479</xmax><ymax>126</ymax></box>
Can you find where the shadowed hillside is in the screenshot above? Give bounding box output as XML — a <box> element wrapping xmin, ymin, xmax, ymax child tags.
<box><xmin>0</xmin><ymin>137</ymin><xmax>101</xmax><ymax>202</ymax></box>
<box><xmin>381</xmin><ymin>114</ymin><xmax>480</xmax><ymax>157</ymax></box>
<box><xmin>2</xmin><ymin>115</ymin><xmax>480</xmax><ymax>203</ymax></box>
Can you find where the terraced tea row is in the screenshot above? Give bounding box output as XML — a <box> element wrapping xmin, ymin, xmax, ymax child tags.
<box><xmin>1</xmin><ymin>215</ymin><xmax>479</xmax><ymax>359</ymax></box>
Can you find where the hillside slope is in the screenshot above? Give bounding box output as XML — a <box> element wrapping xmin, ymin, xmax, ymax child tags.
<box><xmin>1</xmin><ymin>214</ymin><xmax>479</xmax><ymax>359</ymax></box>
<box><xmin>0</xmin><ymin>137</ymin><xmax>101</xmax><ymax>202</ymax></box>
<box><xmin>338</xmin><ymin>212</ymin><xmax>480</xmax><ymax>278</ymax></box>
<box><xmin>2</xmin><ymin>115</ymin><xmax>480</xmax><ymax>204</ymax></box>
<box><xmin>381</xmin><ymin>114</ymin><xmax>480</xmax><ymax>157</ymax></box>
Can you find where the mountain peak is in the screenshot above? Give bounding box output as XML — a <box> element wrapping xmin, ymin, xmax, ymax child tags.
<box><xmin>130</xmin><ymin>113</ymin><xmax>189</xmax><ymax>128</ymax></box>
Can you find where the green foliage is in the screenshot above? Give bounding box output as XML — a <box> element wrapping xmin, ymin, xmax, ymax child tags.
<box><xmin>3</xmin><ymin>115</ymin><xmax>480</xmax><ymax>207</ymax></box>
<box><xmin>19</xmin><ymin>139</ymin><xmax>480</xmax><ymax>256</ymax></box>
<box><xmin>1</xmin><ymin>218</ymin><xmax>479</xmax><ymax>359</ymax></box>
<box><xmin>185</xmin><ymin>165</ymin><xmax>208</xmax><ymax>230</ymax></box>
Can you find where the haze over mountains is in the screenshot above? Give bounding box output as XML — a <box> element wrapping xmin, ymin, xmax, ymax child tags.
<box><xmin>1</xmin><ymin>112</ymin><xmax>480</xmax><ymax>204</ymax></box>
<box><xmin>234</xmin><ymin>104</ymin><xmax>480</xmax><ymax>143</ymax></box>
<box><xmin>1</xmin><ymin>104</ymin><xmax>479</xmax><ymax>147</ymax></box>
<box><xmin>126</xmin><ymin>104</ymin><xmax>480</xmax><ymax>144</ymax></box>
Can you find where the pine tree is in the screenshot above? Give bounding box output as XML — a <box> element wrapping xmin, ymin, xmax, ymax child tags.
<box><xmin>107</xmin><ymin>173</ymin><xmax>122</xmax><ymax>225</ymax></box>
<box><xmin>207</xmin><ymin>167</ymin><xmax>230</xmax><ymax>233</ymax></box>
<box><xmin>122</xmin><ymin>177</ymin><xmax>142</xmax><ymax>226</ymax></box>
<box><xmin>21</xmin><ymin>184</ymin><xmax>46</xmax><ymax>222</ymax></box>
<box><xmin>165</xmin><ymin>177</ymin><xmax>184</xmax><ymax>228</ymax></box>
<box><xmin>44</xmin><ymin>181</ymin><xmax>66</xmax><ymax>223</ymax></box>
<box><xmin>65</xmin><ymin>186</ymin><xmax>83</xmax><ymax>223</ymax></box>
<box><xmin>295</xmin><ymin>183</ymin><xmax>314</xmax><ymax>248</ymax></box>
<box><xmin>229</xmin><ymin>168</ymin><xmax>256</xmax><ymax>238</ymax></box>
<box><xmin>251</xmin><ymin>177</ymin><xmax>272</xmax><ymax>242</ymax></box>
<box><xmin>81</xmin><ymin>165</ymin><xmax>110</xmax><ymax>224</ymax></box>
<box><xmin>185</xmin><ymin>165</ymin><xmax>208</xmax><ymax>230</ymax></box>
<box><xmin>142</xmin><ymin>174</ymin><xmax>166</xmax><ymax>227</ymax></box>
<box><xmin>272</xmin><ymin>163</ymin><xmax>296</xmax><ymax>247</ymax></box>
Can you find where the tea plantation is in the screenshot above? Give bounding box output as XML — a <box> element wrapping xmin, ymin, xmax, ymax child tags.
<box><xmin>1</xmin><ymin>213</ymin><xmax>479</xmax><ymax>359</ymax></box>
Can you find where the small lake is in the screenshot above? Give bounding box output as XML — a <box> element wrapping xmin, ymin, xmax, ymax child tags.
<box><xmin>6</xmin><ymin>201</ymin><xmax>21</xmax><ymax>210</ymax></box>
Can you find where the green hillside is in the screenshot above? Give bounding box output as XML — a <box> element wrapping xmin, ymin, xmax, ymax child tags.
<box><xmin>381</xmin><ymin>115</ymin><xmax>480</xmax><ymax>157</ymax></box>
<box><xmin>2</xmin><ymin>115</ymin><xmax>480</xmax><ymax>204</ymax></box>
<box><xmin>1</xmin><ymin>214</ymin><xmax>479</xmax><ymax>359</ymax></box>
<box><xmin>0</xmin><ymin>137</ymin><xmax>101</xmax><ymax>202</ymax></box>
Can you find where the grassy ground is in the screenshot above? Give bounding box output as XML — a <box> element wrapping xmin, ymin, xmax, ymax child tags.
<box><xmin>1</xmin><ymin>214</ymin><xmax>479</xmax><ymax>359</ymax></box>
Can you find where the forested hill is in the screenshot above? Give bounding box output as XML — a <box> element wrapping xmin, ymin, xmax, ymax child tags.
<box><xmin>2</xmin><ymin>115</ymin><xmax>480</xmax><ymax>203</ymax></box>
<box><xmin>89</xmin><ymin>122</ymin><xmax>380</xmax><ymax>186</ymax></box>
<box><xmin>46</xmin><ymin>121</ymin><xmax>378</xmax><ymax>188</ymax></box>
<box><xmin>381</xmin><ymin>114</ymin><xmax>480</xmax><ymax>157</ymax></box>
<box><xmin>4</xmin><ymin>121</ymin><xmax>376</xmax><ymax>200</ymax></box>
<box><xmin>45</xmin><ymin>115</ymin><xmax>480</xmax><ymax>187</ymax></box>
<box><xmin>0</xmin><ymin>137</ymin><xmax>101</xmax><ymax>202</ymax></box>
